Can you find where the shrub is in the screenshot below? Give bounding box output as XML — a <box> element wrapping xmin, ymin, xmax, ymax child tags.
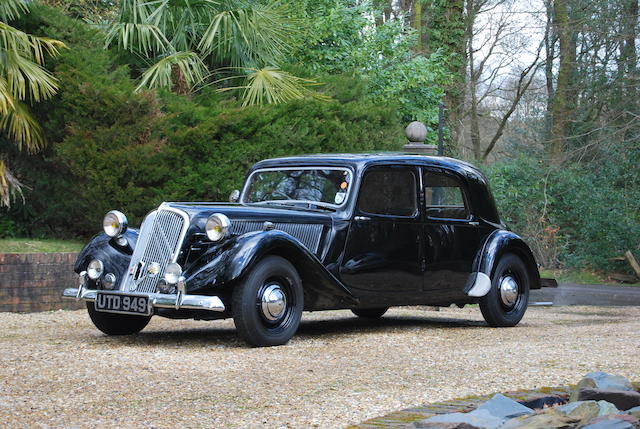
<box><xmin>485</xmin><ymin>154</ymin><xmax>640</xmax><ymax>272</ymax></box>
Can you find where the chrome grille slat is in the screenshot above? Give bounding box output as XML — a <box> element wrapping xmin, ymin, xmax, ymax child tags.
<box><xmin>230</xmin><ymin>221</ymin><xmax>323</xmax><ymax>254</ymax></box>
<box><xmin>121</xmin><ymin>208</ymin><xmax>188</xmax><ymax>293</ymax></box>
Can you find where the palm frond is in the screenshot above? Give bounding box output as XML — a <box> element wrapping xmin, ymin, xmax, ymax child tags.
<box><xmin>3</xmin><ymin>49</ymin><xmax>59</xmax><ymax>102</ymax></box>
<box><xmin>0</xmin><ymin>22</ymin><xmax>66</xmax><ymax>66</ymax></box>
<box><xmin>199</xmin><ymin>3</ymin><xmax>299</xmax><ymax>67</ymax></box>
<box><xmin>0</xmin><ymin>0</ymin><xmax>29</xmax><ymax>22</ymax></box>
<box><xmin>0</xmin><ymin>100</ymin><xmax>46</xmax><ymax>152</ymax></box>
<box><xmin>0</xmin><ymin>77</ymin><xmax>16</xmax><ymax>116</ymax></box>
<box><xmin>219</xmin><ymin>67</ymin><xmax>326</xmax><ymax>107</ymax></box>
<box><xmin>136</xmin><ymin>51</ymin><xmax>208</xmax><ymax>91</ymax></box>
<box><xmin>105</xmin><ymin>22</ymin><xmax>169</xmax><ymax>54</ymax></box>
<box><xmin>0</xmin><ymin>159</ymin><xmax>25</xmax><ymax>208</ymax></box>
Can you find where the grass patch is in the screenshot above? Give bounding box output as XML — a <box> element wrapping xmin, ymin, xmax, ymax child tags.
<box><xmin>0</xmin><ymin>238</ymin><xmax>84</xmax><ymax>253</ymax></box>
<box><xmin>541</xmin><ymin>268</ymin><xmax>639</xmax><ymax>287</ymax></box>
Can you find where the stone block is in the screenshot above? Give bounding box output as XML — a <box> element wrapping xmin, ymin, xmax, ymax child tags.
<box><xmin>578</xmin><ymin>389</ymin><xmax>640</xmax><ymax>411</ymax></box>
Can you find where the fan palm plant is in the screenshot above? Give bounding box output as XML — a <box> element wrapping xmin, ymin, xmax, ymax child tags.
<box><xmin>0</xmin><ymin>0</ymin><xmax>66</xmax><ymax>207</ymax></box>
<box><xmin>106</xmin><ymin>0</ymin><xmax>321</xmax><ymax>104</ymax></box>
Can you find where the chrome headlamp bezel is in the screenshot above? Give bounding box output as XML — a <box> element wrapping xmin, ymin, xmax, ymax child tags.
<box><xmin>205</xmin><ymin>213</ymin><xmax>231</xmax><ymax>242</ymax></box>
<box><xmin>87</xmin><ymin>259</ymin><xmax>104</xmax><ymax>280</ymax></box>
<box><xmin>103</xmin><ymin>210</ymin><xmax>128</xmax><ymax>237</ymax></box>
<box><xmin>164</xmin><ymin>262</ymin><xmax>182</xmax><ymax>285</ymax></box>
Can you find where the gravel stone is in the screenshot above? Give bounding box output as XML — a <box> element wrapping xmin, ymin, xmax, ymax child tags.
<box><xmin>1</xmin><ymin>305</ymin><xmax>639</xmax><ymax>428</ymax></box>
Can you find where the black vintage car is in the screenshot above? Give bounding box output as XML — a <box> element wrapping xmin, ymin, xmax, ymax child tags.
<box><xmin>63</xmin><ymin>153</ymin><xmax>540</xmax><ymax>346</ymax></box>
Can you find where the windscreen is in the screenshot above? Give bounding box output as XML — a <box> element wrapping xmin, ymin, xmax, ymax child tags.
<box><xmin>243</xmin><ymin>168</ymin><xmax>352</xmax><ymax>207</ymax></box>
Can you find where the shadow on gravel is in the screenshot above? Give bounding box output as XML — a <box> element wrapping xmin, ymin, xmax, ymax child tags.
<box><xmin>91</xmin><ymin>314</ymin><xmax>487</xmax><ymax>348</ymax></box>
<box><xmin>296</xmin><ymin>315</ymin><xmax>487</xmax><ymax>338</ymax></box>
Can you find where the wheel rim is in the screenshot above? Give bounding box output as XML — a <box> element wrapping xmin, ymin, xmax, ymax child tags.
<box><xmin>260</xmin><ymin>283</ymin><xmax>287</xmax><ymax>322</ymax></box>
<box><xmin>499</xmin><ymin>275</ymin><xmax>519</xmax><ymax>309</ymax></box>
<box><xmin>255</xmin><ymin>278</ymin><xmax>296</xmax><ymax>331</ymax></box>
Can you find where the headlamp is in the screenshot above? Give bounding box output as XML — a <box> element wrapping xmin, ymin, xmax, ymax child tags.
<box><xmin>87</xmin><ymin>259</ymin><xmax>104</xmax><ymax>280</ymax></box>
<box><xmin>205</xmin><ymin>213</ymin><xmax>231</xmax><ymax>242</ymax></box>
<box><xmin>103</xmin><ymin>210</ymin><xmax>128</xmax><ymax>237</ymax></box>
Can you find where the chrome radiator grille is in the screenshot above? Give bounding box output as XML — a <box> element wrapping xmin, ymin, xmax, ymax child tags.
<box><xmin>122</xmin><ymin>208</ymin><xmax>189</xmax><ymax>293</ymax></box>
<box><xmin>230</xmin><ymin>221</ymin><xmax>323</xmax><ymax>254</ymax></box>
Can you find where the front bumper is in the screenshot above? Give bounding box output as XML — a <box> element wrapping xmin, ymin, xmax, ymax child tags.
<box><xmin>62</xmin><ymin>286</ymin><xmax>225</xmax><ymax>313</ymax></box>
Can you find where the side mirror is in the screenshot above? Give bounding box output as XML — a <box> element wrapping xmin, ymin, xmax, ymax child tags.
<box><xmin>229</xmin><ymin>189</ymin><xmax>240</xmax><ymax>203</ymax></box>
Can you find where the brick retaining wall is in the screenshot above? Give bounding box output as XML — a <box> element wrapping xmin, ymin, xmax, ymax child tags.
<box><xmin>0</xmin><ymin>253</ymin><xmax>83</xmax><ymax>312</ymax></box>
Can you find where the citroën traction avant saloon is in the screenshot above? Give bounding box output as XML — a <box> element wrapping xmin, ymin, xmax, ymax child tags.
<box><xmin>63</xmin><ymin>153</ymin><xmax>541</xmax><ymax>347</ymax></box>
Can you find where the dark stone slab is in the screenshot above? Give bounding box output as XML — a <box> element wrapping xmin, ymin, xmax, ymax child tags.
<box><xmin>578</xmin><ymin>388</ymin><xmax>640</xmax><ymax>411</ymax></box>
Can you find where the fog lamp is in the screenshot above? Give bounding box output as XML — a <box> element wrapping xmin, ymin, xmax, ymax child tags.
<box><xmin>87</xmin><ymin>259</ymin><xmax>104</xmax><ymax>280</ymax></box>
<box><xmin>164</xmin><ymin>263</ymin><xmax>182</xmax><ymax>285</ymax></box>
<box><xmin>103</xmin><ymin>273</ymin><xmax>116</xmax><ymax>290</ymax></box>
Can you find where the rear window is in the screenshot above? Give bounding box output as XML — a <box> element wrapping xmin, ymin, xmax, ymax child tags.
<box><xmin>423</xmin><ymin>172</ymin><xmax>468</xmax><ymax>219</ymax></box>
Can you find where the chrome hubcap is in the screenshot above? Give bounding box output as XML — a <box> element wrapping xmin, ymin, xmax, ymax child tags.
<box><xmin>260</xmin><ymin>284</ymin><xmax>287</xmax><ymax>321</ymax></box>
<box><xmin>499</xmin><ymin>276</ymin><xmax>519</xmax><ymax>308</ymax></box>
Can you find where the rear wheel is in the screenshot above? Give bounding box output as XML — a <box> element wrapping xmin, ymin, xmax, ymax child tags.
<box><xmin>86</xmin><ymin>302</ymin><xmax>151</xmax><ymax>335</ymax></box>
<box><xmin>232</xmin><ymin>256</ymin><xmax>303</xmax><ymax>347</ymax></box>
<box><xmin>351</xmin><ymin>307</ymin><xmax>389</xmax><ymax>319</ymax></box>
<box><xmin>479</xmin><ymin>253</ymin><xmax>530</xmax><ymax>327</ymax></box>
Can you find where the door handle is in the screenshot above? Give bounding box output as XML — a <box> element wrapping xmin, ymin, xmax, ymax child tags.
<box><xmin>469</xmin><ymin>221</ymin><xmax>480</xmax><ymax>226</ymax></box>
<box><xmin>354</xmin><ymin>216</ymin><xmax>371</xmax><ymax>221</ymax></box>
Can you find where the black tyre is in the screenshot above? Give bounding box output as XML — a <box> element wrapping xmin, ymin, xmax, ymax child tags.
<box><xmin>86</xmin><ymin>302</ymin><xmax>151</xmax><ymax>335</ymax></box>
<box><xmin>351</xmin><ymin>307</ymin><xmax>389</xmax><ymax>319</ymax></box>
<box><xmin>232</xmin><ymin>255</ymin><xmax>303</xmax><ymax>347</ymax></box>
<box><xmin>479</xmin><ymin>253</ymin><xmax>530</xmax><ymax>327</ymax></box>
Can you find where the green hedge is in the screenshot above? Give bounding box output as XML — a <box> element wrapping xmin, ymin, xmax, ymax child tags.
<box><xmin>485</xmin><ymin>154</ymin><xmax>640</xmax><ymax>271</ymax></box>
<box><xmin>1</xmin><ymin>6</ymin><xmax>403</xmax><ymax>238</ymax></box>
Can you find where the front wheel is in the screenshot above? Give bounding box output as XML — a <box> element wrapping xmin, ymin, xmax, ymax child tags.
<box><xmin>232</xmin><ymin>256</ymin><xmax>303</xmax><ymax>347</ymax></box>
<box><xmin>86</xmin><ymin>302</ymin><xmax>151</xmax><ymax>335</ymax></box>
<box><xmin>479</xmin><ymin>253</ymin><xmax>530</xmax><ymax>327</ymax></box>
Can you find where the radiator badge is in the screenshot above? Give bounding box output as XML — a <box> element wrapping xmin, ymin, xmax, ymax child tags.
<box><xmin>147</xmin><ymin>262</ymin><xmax>160</xmax><ymax>277</ymax></box>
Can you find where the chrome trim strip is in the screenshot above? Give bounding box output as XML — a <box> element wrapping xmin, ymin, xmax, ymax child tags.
<box><xmin>120</xmin><ymin>210</ymin><xmax>157</xmax><ymax>291</ymax></box>
<box><xmin>63</xmin><ymin>288</ymin><xmax>226</xmax><ymax>312</ymax></box>
<box><xmin>158</xmin><ymin>203</ymin><xmax>191</xmax><ymax>264</ymax></box>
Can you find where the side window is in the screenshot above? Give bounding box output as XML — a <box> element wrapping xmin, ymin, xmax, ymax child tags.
<box><xmin>424</xmin><ymin>171</ymin><xmax>469</xmax><ymax>220</ymax></box>
<box><xmin>358</xmin><ymin>167</ymin><xmax>417</xmax><ymax>217</ymax></box>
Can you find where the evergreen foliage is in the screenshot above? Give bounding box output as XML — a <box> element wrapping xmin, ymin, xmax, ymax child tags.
<box><xmin>486</xmin><ymin>151</ymin><xmax>640</xmax><ymax>271</ymax></box>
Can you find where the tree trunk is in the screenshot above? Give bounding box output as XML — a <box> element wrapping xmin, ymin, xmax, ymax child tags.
<box><xmin>549</xmin><ymin>0</ymin><xmax>576</xmax><ymax>161</ymax></box>
<box><xmin>424</xmin><ymin>0</ymin><xmax>467</xmax><ymax>155</ymax></box>
<box><xmin>544</xmin><ymin>0</ymin><xmax>555</xmax><ymax>120</ymax></box>
<box><xmin>621</xmin><ymin>0</ymin><xmax>638</xmax><ymax>135</ymax></box>
<box><xmin>171</xmin><ymin>64</ymin><xmax>190</xmax><ymax>96</ymax></box>
<box><xmin>413</xmin><ymin>0</ymin><xmax>423</xmax><ymax>52</ymax></box>
<box><xmin>466</xmin><ymin>0</ymin><xmax>481</xmax><ymax>160</ymax></box>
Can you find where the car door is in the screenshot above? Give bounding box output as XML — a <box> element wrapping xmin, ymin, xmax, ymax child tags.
<box><xmin>340</xmin><ymin>165</ymin><xmax>423</xmax><ymax>298</ymax></box>
<box><xmin>421</xmin><ymin>168</ymin><xmax>483</xmax><ymax>293</ymax></box>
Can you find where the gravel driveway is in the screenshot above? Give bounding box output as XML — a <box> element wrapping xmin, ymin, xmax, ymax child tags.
<box><xmin>1</xmin><ymin>305</ymin><xmax>639</xmax><ymax>428</ymax></box>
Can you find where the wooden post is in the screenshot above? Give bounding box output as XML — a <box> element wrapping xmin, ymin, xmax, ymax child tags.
<box><xmin>624</xmin><ymin>250</ymin><xmax>640</xmax><ymax>279</ymax></box>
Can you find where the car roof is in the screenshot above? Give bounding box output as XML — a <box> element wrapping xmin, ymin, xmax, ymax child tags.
<box><xmin>251</xmin><ymin>152</ymin><xmax>485</xmax><ymax>180</ymax></box>
<box><xmin>253</xmin><ymin>152</ymin><xmax>475</xmax><ymax>170</ymax></box>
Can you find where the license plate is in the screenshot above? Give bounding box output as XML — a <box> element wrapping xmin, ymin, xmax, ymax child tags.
<box><xmin>95</xmin><ymin>292</ymin><xmax>152</xmax><ymax>316</ymax></box>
